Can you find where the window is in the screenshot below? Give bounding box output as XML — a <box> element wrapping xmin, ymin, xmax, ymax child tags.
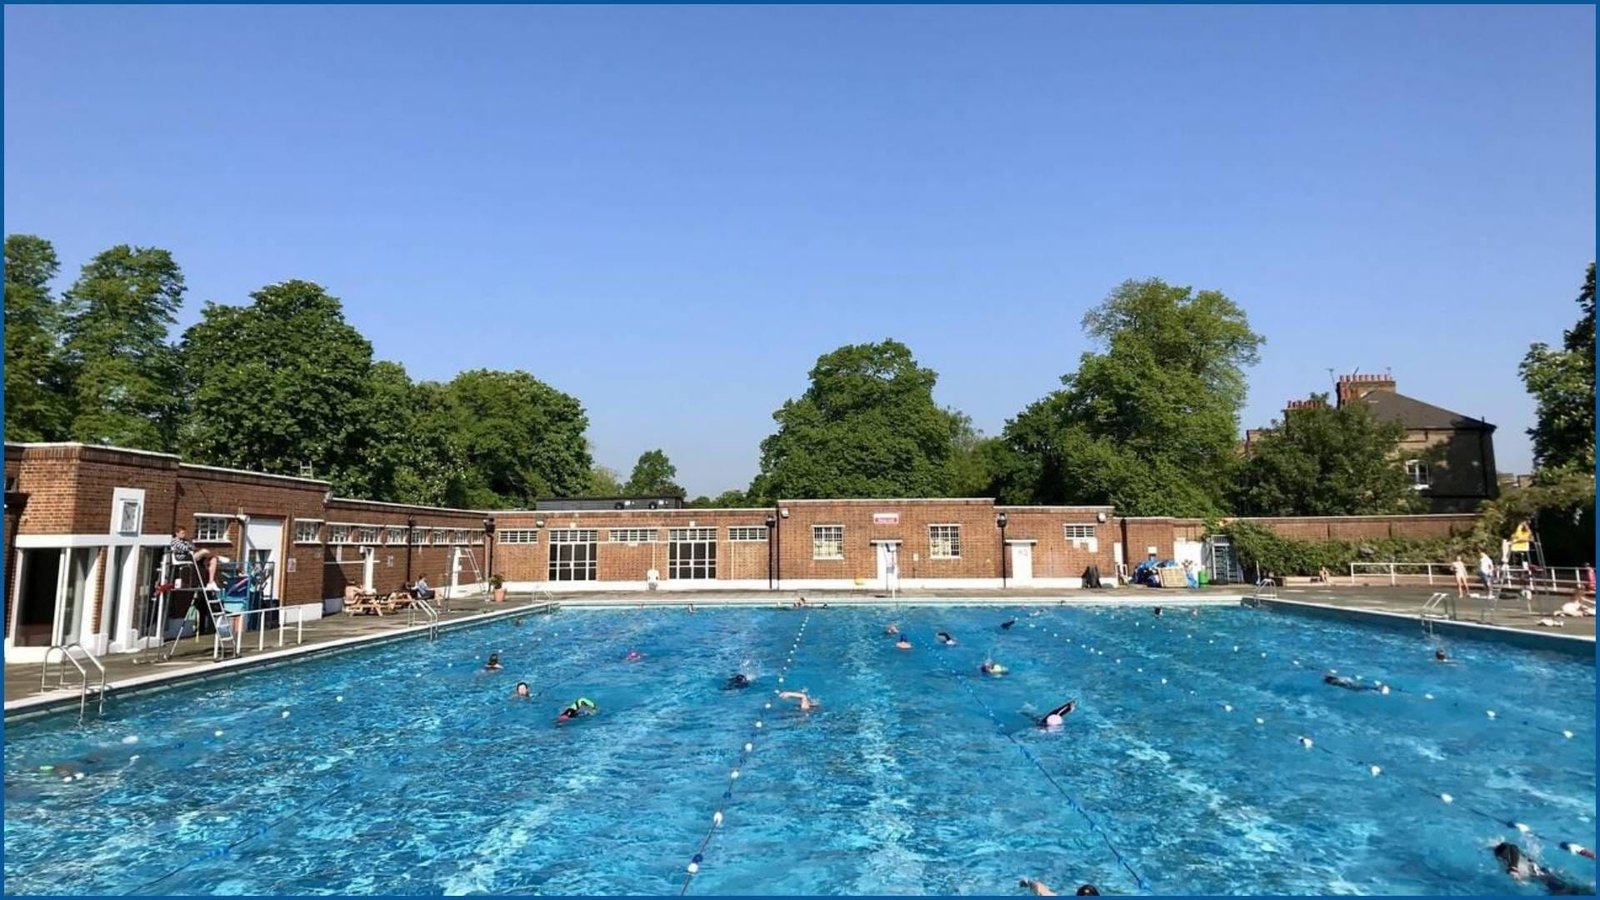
<box><xmin>669</xmin><ymin>528</ymin><xmax>717</xmax><ymax>579</ymax></box>
<box><xmin>354</xmin><ymin>525</ymin><xmax>380</xmax><ymax>545</ymax></box>
<box><xmin>194</xmin><ymin>515</ymin><xmax>231</xmax><ymax>543</ymax></box>
<box><xmin>929</xmin><ymin>525</ymin><xmax>961</xmax><ymax>559</ymax></box>
<box><xmin>117</xmin><ymin>499</ymin><xmax>143</xmax><ymax>535</ymax></box>
<box><xmin>498</xmin><ymin>529</ymin><xmax>539</xmax><ymax>544</ymax></box>
<box><xmin>812</xmin><ymin>525</ymin><xmax>844</xmax><ymax>560</ymax></box>
<box><xmin>609</xmin><ymin>528</ymin><xmax>659</xmax><ymax>544</ymax></box>
<box><xmin>328</xmin><ymin>524</ymin><xmax>353</xmax><ymax>545</ymax></box>
<box><xmin>385</xmin><ymin>526</ymin><xmax>408</xmax><ymax>545</ymax></box>
<box><xmin>450</xmin><ymin>529</ymin><xmax>467</xmax><ymax>545</ymax></box>
<box><xmin>1063</xmin><ymin>524</ymin><xmax>1097</xmax><ymax>541</ymax></box>
<box><xmin>294</xmin><ymin>520</ymin><xmax>323</xmax><ymax>544</ymax></box>
<box><xmin>728</xmin><ymin>526</ymin><xmax>769</xmax><ymax>542</ymax></box>
<box><xmin>1406</xmin><ymin>460</ymin><xmax>1431</xmax><ymax>489</ymax></box>
<box><xmin>548</xmin><ymin>529</ymin><xmax>598</xmax><ymax>581</ymax></box>
<box><xmin>411</xmin><ymin>527</ymin><xmax>429</xmax><ymax>545</ymax></box>
<box><xmin>432</xmin><ymin>528</ymin><xmax>448</xmax><ymax>545</ymax></box>
<box><xmin>472</xmin><ymin>530</ymin><xmax>486</xmax><ymax>545</ymax></box>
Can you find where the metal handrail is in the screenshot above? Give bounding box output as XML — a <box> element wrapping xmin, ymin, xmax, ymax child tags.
<box><xmin>1349</xmin><ymin>561</ymin><xmax>1590</xmax><ymax>591</ymax></box>
<box><xmin>408</xmin><ymin>596</ymin><xmax>440</xmax><ymax>640</ymax></box>
<box><xmin>41</xmin><ymin>643</ymin><xmax>106</xmax><ymax>721</ymax></box>
<box><xmin>1421</xmin><ymin>591</ymin><xmax>1457</xmax><ymax>621</ymax></box>
<box><xmin>1253</xmin><ymin>577</ymin><xmax>1279</xmax><ymax>600</ymax></box>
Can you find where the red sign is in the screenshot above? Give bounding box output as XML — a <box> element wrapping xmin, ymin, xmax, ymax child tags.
<box><xmin>873</xmin><ymin>513</ymin><xmax>899</xmax><ymax>525</ymax></box>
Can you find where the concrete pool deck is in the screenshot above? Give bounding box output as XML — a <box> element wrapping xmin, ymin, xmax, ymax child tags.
<box><xmin>7</xmin><ymin>583</ymin><xmax>1590</xmax><ymax>718</ymax></box>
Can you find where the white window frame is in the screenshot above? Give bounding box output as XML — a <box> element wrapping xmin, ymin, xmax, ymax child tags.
<box><xmin>728</xmin><ymin>526</ymin><xmax>769</xmax><ymax>542</ymax></box>
<box><xmin>1406</xmin><ymin>459</ymin><xmax>1431</xmax><ymax>490</ymax></box>
<box><xmin>812</xmin><ymin>525</ymin><xmax>844</xmax><ymax>560</ymax></box>
<box><xmin>668</xmin><ymin>527</ymin><xmax>717</xmax><ymax>580</ymax></box>
<box><xmin>294</xmin><ymin>519</ymin><xmax>324</xmax><ymax>544</ymax></box>
<box><xmin>194</xmin><ymin>514</ymin><xmax>232</xmax><ymax>544</ymax></box>
<box><xmin>1063</xmin><ymin>524</ymin><xmax>1097</xmax><ymax>541</ymax></box>
<box><xmin>385</xmin><ymin>526</ymin><xmax>408</xmax><ymax>545</ymax></box>
<box><xmin>432</xmin><ymin>528</ymin><xmax>448</xmax><ymax>545</ymax></box>
<box><xmin>327</xmin><ymin>524</ymin><xmax>353</xmax><ymax>545</ymax></box>
<box><xmin>450</xmin><ymin>529</ymin><xmax>468</xmax><ymax>545</ymax></box>
<box><xmin>411</xmin><ymin>526</ymin><xmax>429</xmax><ymax>546</ymax></box>
<box><xmin>548</xmin><ymin>529</ymin><xmax>598</xmax><ymax>582</ymax></box>
<box><xmin>608</xmin><ymin>528</ymin><xmax>659</xmax><ymax>544</ymax></box>
<box><xmin>928</xmin><ymin>524</ymin><xmax>961</xmax><ymax>560</ymax></box>
<box><xmin>353</xmin><ymin>525</ymin><xmax>380</xmax><ymax>545</ymax></box>
<box><xmin>497</xmin><ymin>529</ymin><xmax>539</xmax><ymax>544</ymax></box>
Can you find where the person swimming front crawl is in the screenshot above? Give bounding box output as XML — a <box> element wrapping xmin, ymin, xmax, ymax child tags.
<box><xmin>980</xmin><ymin>660</ymin><xmax>1008</xmax><ymax>676</ymax></box>
<box><xmin>937</xmin><ymin>632</ymin><xmax>956</xmax><ymax>646</ymax></box>
<box><xmin>556</xmin><ymin>697</ymin><xmax>598</xmax><ymax>723</ymax></box>
<box><xmin>1322</xmin><ymin>673</ymin><xmax>1389</xmax><ymax>693</ymax></box>
<box><xmin>1038</xmin><ymin>700</ymin><xmax>1077</xmax><ymax>728</ymax></box>
<box><xmin>1494</xmin><ymin>841</ymin><xmax>1595</xmax><ymax>894</ymax></box>
<box><xmin>778</xmin><ymin>690</ymin><xmax>820</xmax><ymax>711</ymax></box>
<box><xmin>895</xmin><ymin>636</ymin><xmax>912</xmax><ymax>651</ymax></box>
<box><xmin>724</xmin><ymin>673</ymin><xmax>752</xmax><ymax>690</ymax></box>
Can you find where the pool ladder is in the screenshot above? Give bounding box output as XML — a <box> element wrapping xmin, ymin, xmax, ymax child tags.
<box><xmin>40</xmin><ymin>643</ymin><xmax>107</xmax><ymax>722</ymax></box>
<box><xmin>408</xmin><ymin>596</ymin><xmax>440</xmax><ymax>641</ymax></box>
<box><xmin>1421</xmin><ymin>591</ymin><xmax>1457</xmax><ymax>621</ymax></box>
<box><xmin>1252</xmin><ymin>578</ymin><xmax>1279</xmax><ymax>601</ymax></box>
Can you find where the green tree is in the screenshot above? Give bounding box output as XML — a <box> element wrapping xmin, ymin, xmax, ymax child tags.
<box><xmin>748</xmin><ymin>340</ymin><xmax>963</xmax><ymax>501</ymax></box>
<box><xmin>586</xmin><ymin>463</ymin><xmax>625</xmax><ymax>497</ymax></box>
<box><xmin>689</xmin><ymin>489</ymin><xmax>751</xmax><ymax>508</ymax></box>
<box><xmin>60</xmin><ymin>245</ymin><xmax>185</xmax><ymax>449</ymax></box>
<box><xmin>1232</xmin><ymin>395</ymin><xmax>1423</xmax><ymax>516</ymax></box>
<box><xmin>4</xmin><ymin>235</ymin><xmax>70</xmax><ymax>441</ymax></box>
<box><xmin>350</xmin><ymin>362</ymin><xmax>466</xmax><ymax>505</ymax></box>
<box><xmin>1519</xmin><ymin>262</ymin><xmax>1596</xmax><ymax>473</ymax></box>
<box><xmin>624</xmin><ymin>449</ymin><xmax>683</xmax><ymax>496</ymax></box>
<box><xmin>998</xmin><ymin>278</ymin><xmax>1264</xmax><ymax>516</ymax></box>
<box><xmin>437</xmin><ymin>369</ymin><xmax>592</xmax><ymax>508</ymax></box>
<box><xmin>177</xmin><ymin>280</ymin><xmax>374</xmax><ymax>491</ymax></box>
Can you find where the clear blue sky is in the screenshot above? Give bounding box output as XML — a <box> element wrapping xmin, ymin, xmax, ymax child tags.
<box><xmin>5</xmin><ymin>5</ymin><xmax>1594</xmax><ymax>497</ymax></box>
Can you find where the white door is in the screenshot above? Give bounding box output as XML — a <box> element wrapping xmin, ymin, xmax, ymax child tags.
<box><xmin>246</xmin><ymin>518</ymin><xmax>285</xmax><ymax>599</ymax></box>
<box><xmin>1010</xmin><ymin>544</ymin><xmax>1034</xmax><ymax>583</ymax></box>
<box><xmin>875</xmin><ymin>543</ymin><xmax>900</xmax><ymax>591</ymax></box>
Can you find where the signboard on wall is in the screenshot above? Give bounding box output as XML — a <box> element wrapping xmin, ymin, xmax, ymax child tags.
<box><xmin>873</xmin><ymin>513</ymin><xmax>899</xmax><ymax>525</ymax></box>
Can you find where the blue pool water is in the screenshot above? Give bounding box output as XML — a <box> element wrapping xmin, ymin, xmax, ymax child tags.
<box><xmin>4</xmin><ymin>603</ymin><xmax>1595</xmax><ymax>895</ymax></box>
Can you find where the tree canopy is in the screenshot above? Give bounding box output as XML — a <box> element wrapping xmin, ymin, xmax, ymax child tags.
<box><xmin>1232</xmin><ymin>395</ymin><xmax>1423</xmax><ymax>516</ymax></box>
<box><xmin>4</xmin><ymin>235</ymin><xmax>69</xmax><ymax>442</ymax></box>
<box><xmin>997</xmin><ymin>278</ymin><xmax>1264</xmax><ymax>516</ymax></box>
<box><xmin>624</xmin><ymin>449</ymin><xmax>683</xmax><ymax>497</ymax></box>
<box><xmin>747</xmin><ymin>340</ymin><xmax>965</xmax><ymax>501</ymax></box>
<box><xmin>1519</xmin><ymin>262</ymin><xmax>1596</xmax><ymax>474</ymax></box>
<box><xmin>61</xmin><ymin>245</ymin><xmax>186</xmax><ymax>450</ymax></box>
<box><xmin>436</xmin><ymin>369</ymin><xmax>593</xmax><ymax>509</ymax></box>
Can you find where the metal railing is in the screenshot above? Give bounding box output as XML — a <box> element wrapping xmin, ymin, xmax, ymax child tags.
<box><xmin>1349</xmin><ymin>562</ymin><xmax>1590</xmax><ymax>592</ymax></box>
<box><xmin>202</xmin><ymin>604</ymin><xmax>309</xmax><ymax>661</ymax></box>
<box><xmin>1420</xmin><ymin>591</ymin><xmax>1457</xmax><ymax>621</ymax></box>
<box><xmin>41</xmin><ymin>643</ymin><xmax>107</xmax><ymax>721</ymax></box>
<box><xmin>408</xmin><ymin>596</ymin><xmax>440</xmax><ymax>640</ymax></box>
<box><xmin>1252</xmin><ymin>577</ymin><xmax>1279</xmax><ymax>600</ymax></box>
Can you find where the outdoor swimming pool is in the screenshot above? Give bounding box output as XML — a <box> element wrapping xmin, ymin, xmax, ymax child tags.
<box><xmin>4</xmin><ymin>603</ymin><xmax>1594</xmax><ymax>895</ymax></box>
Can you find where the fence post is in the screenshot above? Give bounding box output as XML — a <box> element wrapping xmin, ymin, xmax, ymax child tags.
<box><xmin>1427</xmin><ymin>565</ymin><xmax>1435</xmax><ymax>586</ymax></box>
<box><xmin>1389</xmin><ymin>563</ymin><xmax>1396</xmax><ymax>586</ymax></box>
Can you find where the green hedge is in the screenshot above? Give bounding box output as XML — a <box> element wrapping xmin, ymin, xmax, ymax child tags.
<box><xmin>1217</xmin><ymin>520</ymin><xmax>1463</xmax><ymax>578</ymax></box>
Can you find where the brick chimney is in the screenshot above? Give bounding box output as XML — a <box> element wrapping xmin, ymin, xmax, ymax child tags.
<box><xmin>1335</xmin><ymin>372</ymin><xmax>1395</xmax><ymax>408</ymax></box>
<box><xmin>1284</xmin><ymin>397</ymin><xmax>1328</xmax><ymax>414</ymax></box>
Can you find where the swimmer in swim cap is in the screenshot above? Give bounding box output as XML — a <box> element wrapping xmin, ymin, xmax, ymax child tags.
<box><xmin>1075</xmin><ymin>887</ymin><xmax>1100</xmax><ymax>896</ymax></box>
<box><xmin>1493</xmin><ymin>841</ymin><xmax>1593</xmax><ymax>894</ymax></box>
<box><xmin>556</xmin><ymin>697</ymin><xmax>598</xmax><ymax>723</ymax></box>
<box><xmin>484</xmin><ymin>652</ymin><xmax>503</xmax><ymax>671</ymax></box>
<box><xmin>1038</xmin><ymin>700</ymin><xmax>1077</xmax><ymax>728</ymax></box>
<box><xmin>723</xmin><ymin>673</ymin><xmax>752</xmax><ymax>690</ymax></box>
<box><xmin>937</xmin><ymin>632</ymin><xmax>956</xmax><ymax>646</ymax></box>
<box><xmin>625</xmin><ymin>649</ymin><xmax>642</xmax><ymax>662</ymax></box>
<box><xmin>895</xmin><ymin>636</ymin><xmax>912</xmax><ymax>651</ymax></box>
<box><xmin>1322</xmin><ymin>673</ymin><xmax>1387</xmax><ymax>693</ymax></box>
<box><xmin>980</xmin><ymin>660</ymin><xmax>1008</xmax><ymax>676</ymax></box>
<box><xmin>1000</xmin><ymin>618</ymin><xmax>1017</xmax><ymax>630</ymax></box>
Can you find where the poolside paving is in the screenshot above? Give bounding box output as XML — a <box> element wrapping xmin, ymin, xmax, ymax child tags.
<box><xmin>7</xmin><ymin>581</ymin><xmax>1589</xmax><ymax>714</ymax></box>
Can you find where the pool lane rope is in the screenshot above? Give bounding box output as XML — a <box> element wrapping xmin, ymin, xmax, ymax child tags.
<box><xmin>679</xmin><ymin>612</ymin><xmax>811</xmax><ymax>896</ymax></box>
<box><xmin>1053</xmin><ymin>610</ymin><xmax>1584</xmax><ymax>856</ymax></box>
<box><xmin>935</xmin><ymin>631</ymin><xmax>1151</xmax><ymax>893</ymax></box>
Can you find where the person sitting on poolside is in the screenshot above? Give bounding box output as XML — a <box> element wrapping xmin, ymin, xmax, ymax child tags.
<box><xmin>1494</xmin><ymin>841</ymin><xmax>1594</xmax><ymax>895</ymax></box>
<box><xmin>778</xmin><ymin>690</ymin><xmax>820</xmax><ymax>711</ymax></box>
<box><xmin>513</xmin><ymin>682</ymin><xmax>531</xmax><ymax>699</ymax></box>
<box><xmin>937</xmin><ymin>632</ymin><xmax>957</xmax><ymax>646</ymax></box>
<box><xmin>1038</xmin><ymin>700</ymin><xmax>1077</xmax><ymax>728</ymax></box>
<box><xmin>980</xmin><ymin>660</ymin><xmax>1008</xmax><ymax>676</ymax></box>
<box><xmin>724</xmin><ymin>673</ymin><xmax>752</xmax><ymax>690</ymax></box>
<box><xmin>556</xmin><ymin>697</ymin><xmax>598</xmax><ymax>723</ymax></box>
<box><xmin>1000</xmin><ymin>618</ymin><xmax>1017</xmax><ymax>630</ymax></box>
<box><xmin>895</xmin><ymin>635</ymin><xmax>912</xmax><ymax>651</ymax></box>
<box><xmin>484</xmin><ymin>652</ymin><xmax>504</xmax><ymax>671</ymax></box>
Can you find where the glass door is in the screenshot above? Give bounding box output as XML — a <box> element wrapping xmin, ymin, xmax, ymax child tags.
<box><xmin>13</xmin><ymin>549</ymin><xmax>62</xmax><ymax>647</ymax></box>
<box><xmin>55</xmin><ymin>548</ymin><xmax>97</xmax><ymax>647</ymax></box>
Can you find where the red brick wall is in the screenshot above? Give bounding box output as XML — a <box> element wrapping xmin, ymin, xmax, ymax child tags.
<box><xmin>320</xmin><ymin>499</ymin><xmax>488</xmax><ymax>598</ymax></box>
<box><xmin>178</xmin><ymin>465</ymin><xmax>329</xmax><ymax>606</ymax></box>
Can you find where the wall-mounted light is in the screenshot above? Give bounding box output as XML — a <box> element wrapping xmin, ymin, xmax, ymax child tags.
<box><xmin>1096</xmin><ymin>511</ymin><xmax>1108</xmax><ymax>523</ymax></box>
<box><xmin>535</xmin><ymin>518</ymin><xmax>546</xmax><ymax>529</ymax></box>
<box><xmin>780</xmin><ymin>508</ymin><xmax>790</xmax><ymax>519</ymax></box>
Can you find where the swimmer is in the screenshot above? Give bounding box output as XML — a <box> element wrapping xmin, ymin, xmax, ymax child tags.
<box><xmin>484</xmin><ymin>652</ymin><xmax>503</xmax><ymax>671</ymax></box>
<box><xmin>513</xmin><ymin>682</ymin><xmax>531</xmax><ymax>699</ymax></box>
<box><xmin>1434</xmin><ymin>648</ymin><xmax>1455</xmax><ymax>663</ymax></box>
<box><xmin>980</xmin><ymin>660</ymin><xmax>1008</xmax><ymax>676</ymax></box>
<box><xmin>1494</xmin><ymin>841</ymin><xmax>1594</xmax><ymax>895</ymax></box>
<box><xmin>1322</xmin><ymin>673</ymin><xmax>1388</xmax><ymax>693</ymax></box>
<box><xmin>1038</xmin><ymin>700</ymin><xmax>1077</xmax><ymax>728</ymax></box>
<box><xmin>1562</xmin><ymin>842</ymin><xmax>1598</xmax><ymax>861</ymax></box>
<box><xmin>625</xmin><ymin>649</ymin><xmax>643</xmax><ymax>662</ymax></box>
<box><xmin>1153</xmin><ymin>607</ymin><xmax>1163</xmax><ymax>617</ymax></box>
<box><xmin>1076</xmin><ymin>887</ymin><xmax>1101</xmax><ymax>897</ymax></box>
<box><xmin>937</xmin><ymin>632</ymin><xmax>957</xmax><ymax>646</ymax></box>
<box><xmin>793</xmin><ymin>596</ymin><xmax>808</xmax><ymax>609</ymax></box>
<box><xmin>885</xmin><ymin>623</ymin><xmax>900</xmax><ymax>635</ymax></box>
<box><xmin>555</xmin><ymin>697</ymin><xmax>598</xmax><ymax>723</ymax></box>
<box><xmin>1018</xmin><ymin>878</ymin><xmax>1057</xmax><ymax>896</ymax></box>
<box><xmin>778</xmin><ymin>690</ymin><xmax>821</xmax><ymax>711</ymax></box>
<box><xmin>895</xmin><ymin>636</ymin><xmax>912</xmax><ymax>651</ymax></box>
<box><xmin>724</xmin><ymin>673</ymin><xmax>752</xmax><ymax>690</ymax></box>
<box><xmin>1000</xmin><ymin>618</ymin><xmax>1017</xmax><ymax>630</ymax></box>
<box><xmin>687</xmin><ymin>604</ymin><xmax>697</xmax><ymax>614</ymax></box>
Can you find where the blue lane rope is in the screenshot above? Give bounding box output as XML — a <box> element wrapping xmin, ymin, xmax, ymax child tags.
<box><xmin>679</xmin><ymin>612</ymin><xmax>812</xmax><ymax>896</ymax></box>
<box><xmin>933</xmin><ymin>631</ymin><xmax>1151</xmax><ymax>893</ymax></box>
<box><xmin>1046</xmin><ymin>609</ymin><xmax>1587</xmax><ymax>857</ymax></box>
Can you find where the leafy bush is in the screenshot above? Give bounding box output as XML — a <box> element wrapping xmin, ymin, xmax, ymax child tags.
<box><xmin>1216</xmin><ymin>520</ymin><xmax>1464</xmax><ymax>578</ymax></box>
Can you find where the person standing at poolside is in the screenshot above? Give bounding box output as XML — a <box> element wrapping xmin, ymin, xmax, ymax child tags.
<box><xmin>1478</xmin><ymin>552</ymin><xmax>1497</xmax><ymax>594</ymax></box>
<box><xmin>1450</xmin><ymin>557</ymin><xmax>1470</xmax><ymax>598</ymax></box>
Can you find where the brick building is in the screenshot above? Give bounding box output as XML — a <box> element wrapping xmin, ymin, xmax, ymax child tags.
<box><xmin>1245</xmin><ymin>373</ymin><xmax>1498</xmax><ymax>514</ymax></box>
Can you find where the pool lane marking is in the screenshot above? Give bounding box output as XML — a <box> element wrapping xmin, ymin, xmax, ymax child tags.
<box><xmin>929</xmin><ymin>629</ymin><xmax>1151</xmax><ymax>893</ymax></box>
<box><xmin>679</xmin><ymin>613</ymin><xmax>811</xmax><ymax>896</ymax></box>
<box><xmin>1050</xmin><ymin>610</ymin><xmax>1586</xmax><ymax>858</ymax></box>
